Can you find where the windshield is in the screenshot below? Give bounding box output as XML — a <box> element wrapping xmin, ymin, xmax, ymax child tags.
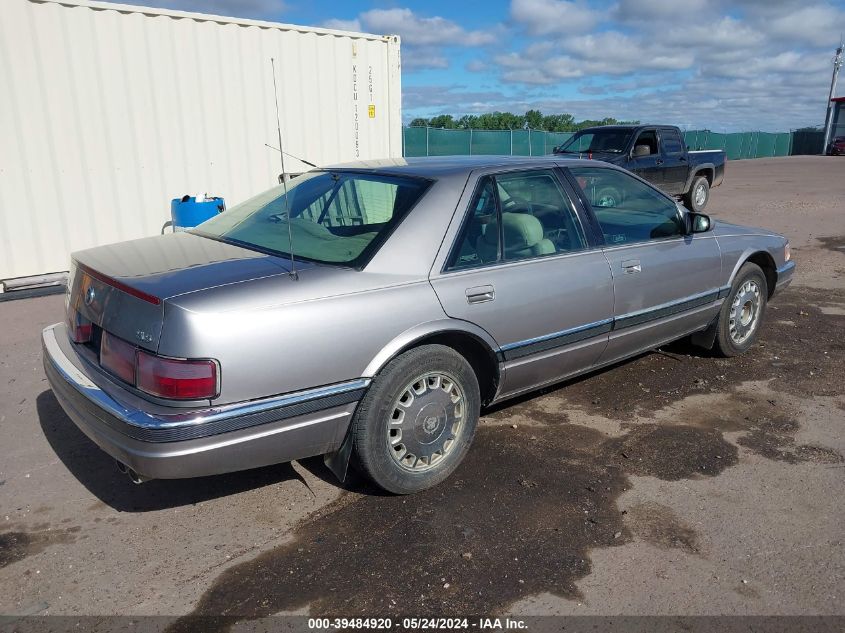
<box><xmin>557</xmin><ymin>128</ymin><xmax>634</xmax><ymax>154</ymax></box>
<box><xmin>192</xmin><ymin>171</ymin><xmax>431</xmax><ymax>267</ymax></box>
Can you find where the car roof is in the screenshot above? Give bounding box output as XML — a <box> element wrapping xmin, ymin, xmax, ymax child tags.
<box><xmin>579</xmin><ymin>125</ymin><xmax>639</xmax><ymax>131</ymax></box>
<box><xmin>320</xmin><ymin>155</ymin><xmax>602</xmax><ymax>178</ymax></box>
<box><xmin>579</xmin><ymin>124</ymin><xmax>675</xmax><ymax>131</ymax></box>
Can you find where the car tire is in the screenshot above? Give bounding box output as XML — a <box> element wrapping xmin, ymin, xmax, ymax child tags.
<box><xmin>712</xmin><ymin>263</ymin><xmax>768</xmax><ymax>357</ymax></box>
<box><xmin>685</xmin><ymin>175</ymin><xmax>710</xmax><ymax>212</ymax></box>
<box><xmin>351</xmin><ymin>344</ymin><xmax>480</xmax><ymax>494</ymax></box>
<box><xmin>595</xmin><ymin>186</ymin><xmax>623</xmax><ymax>208</ymax></box>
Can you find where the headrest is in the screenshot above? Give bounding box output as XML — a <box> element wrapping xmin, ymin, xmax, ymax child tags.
<box><xmin>482</xmin><ymin>212</ymin><xmax>543</xmax><ymax>249</ymax></box>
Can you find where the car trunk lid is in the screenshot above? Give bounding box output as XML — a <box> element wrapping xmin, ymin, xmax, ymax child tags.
<box><xmin>67</xmin><ymin>231</ymin><xmax>300</xmax><ymax>351</ymax></box>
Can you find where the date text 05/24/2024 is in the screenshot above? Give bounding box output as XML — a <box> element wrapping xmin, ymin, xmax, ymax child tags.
<box><xmin>307</xmin><ymin>617</ymin><xmax>528</xmax><ymax>630</ymax></box>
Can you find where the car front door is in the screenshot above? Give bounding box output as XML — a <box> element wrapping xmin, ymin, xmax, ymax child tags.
<box><xmin>628</xmin><ymin>128</ymin><xmax>662</xmax><ymax>186</ymax></box>
<box><xmin>430</xmin><ymin>167</ymin><xmax>614</xmax><ymax>400</ymax></box>
<box><xmin>566</xmin><ymin>165</ymin><xmax>723</xmax><ymax>367</ymax></box>
<box><xmin>658</xmin><ymin>128</ymin><xmax>689</xmax><ymax>195</ymax></box>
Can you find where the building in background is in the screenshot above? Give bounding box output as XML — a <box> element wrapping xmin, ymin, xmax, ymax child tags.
<box><xmin>0</xmin><ymin>0</ymin><xmax>401</xmax><ymax>289</ymax></box>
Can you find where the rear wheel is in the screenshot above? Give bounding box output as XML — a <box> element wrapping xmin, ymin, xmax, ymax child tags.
<box><xmin>351</xmin><ymin>345</ymin><xmax>480</xmax><ymax>494</ymax></box>
<box><xmin>713</xmin><ymin>263</ymin><xmax>767</xmax><ymax>357</ymax></box>
<box><xmin>684</xmin><ymin>176</ymin><xmax>710</xmax><ymax>212</ymax></box>
<box><xmin>595</xmin><ymin>186</ymin><xmax>623</xmax><ymax>208</ymax></box>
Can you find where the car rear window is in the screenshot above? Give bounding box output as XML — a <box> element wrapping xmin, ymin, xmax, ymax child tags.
<box><xmin>192</xmin><ymin>171</ymin><xmax>431</xmax><ymax>268</ymax></box>
<box><xmin>661</xmin><ymin>129</ymin><xmax>685</xmax><ymax>155</ymax></box>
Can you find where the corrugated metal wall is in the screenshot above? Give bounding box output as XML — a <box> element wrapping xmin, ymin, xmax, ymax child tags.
<box><xmin>0</xmin><ymin>0</ymin><xmax>402</xmax><ymax>283</ymax></box>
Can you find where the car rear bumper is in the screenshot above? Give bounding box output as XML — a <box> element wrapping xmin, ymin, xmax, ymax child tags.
<box><xmin>774</xmin><ymin>260</ymin><xmax>795</xmax><ymax>296</ymax></box>
<box><xmin>42</xmin><ymin>323</ymin><xmax>368</xmax><ymax>480</ymax></box>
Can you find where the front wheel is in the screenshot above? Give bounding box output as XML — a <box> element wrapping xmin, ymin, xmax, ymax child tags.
<box><xmin>351</xmin><ymin>345</ymin><xmax>480</xmax><ymax>494</ymax></box>
<box><xmin>684</xmin><ymin>176</ymin><xmax>710</xmax><ymax>212</ymax></box>
<box><xmin>713</xmin><ymin>263</ymin><xmax>768</xmax><ymax>357</ymax></box>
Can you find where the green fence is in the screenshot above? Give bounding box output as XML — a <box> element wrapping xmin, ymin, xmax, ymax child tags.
<box><xmin>403</xmin><ymin>127</ymin><xmax>817</xmax><ymax>159</ymax></box>
<box><xmin>681</xmin><ymin>130</ymin><xmax>794</xmax><ymax>159</ymax></box>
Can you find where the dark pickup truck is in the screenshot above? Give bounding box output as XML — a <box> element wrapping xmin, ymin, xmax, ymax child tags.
<box><xmin>553</xmin><ymin>125</ymin><xmax>726</xmax><ymax>212</ymax></box>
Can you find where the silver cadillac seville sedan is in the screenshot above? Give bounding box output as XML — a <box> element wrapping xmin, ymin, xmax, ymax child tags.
<box><xmin>43</xmin><ymin>156</ymin><xmax>794</xmax><ymax>494</ymax></box>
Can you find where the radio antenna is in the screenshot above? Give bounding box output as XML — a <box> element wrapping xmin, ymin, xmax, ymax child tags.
<box><xmin>271</xmin><ymin>57</ymin><xmax>298</xmax><ymax>280</ymax></box>
<box><xmin>264</xmin><ymin>144</ymin><xmax>319</xmax><ymax>169</ymax></box>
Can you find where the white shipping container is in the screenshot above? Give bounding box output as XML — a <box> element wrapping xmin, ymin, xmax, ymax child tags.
<box><xmin>0</xmin><ymin>0</ymin><xmax>402</xmax><ymax>285</ymax></box>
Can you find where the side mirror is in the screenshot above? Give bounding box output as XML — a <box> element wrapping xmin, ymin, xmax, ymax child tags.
<box><xmin>689</xmin><ymin>212</ymin><xmax>711</xmax><ymax>233</ymax></box>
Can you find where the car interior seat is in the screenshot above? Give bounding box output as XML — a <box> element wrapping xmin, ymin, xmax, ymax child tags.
<box><xmin>633</xmin><ymin>132</ymin><xmax>657</xmax><ymax>155</ymax></box>
<box><xmin>476</xmin><ymin>212</ymin><xmax>555</xmax><ymax>262</ymax></box>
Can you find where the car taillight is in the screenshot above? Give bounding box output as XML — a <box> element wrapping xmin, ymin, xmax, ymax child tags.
<box><xmin>67</xmin><ymin>311</ymin><xmax>92</xmax><ymax>343</ymax></box>
<box><xmin>136</xmin><ymin>351</ymin><xmax>218</xmax><ymax>400</ymax></box>
<box><xmin>94</xmin><ymin>331</ymin><xmax>219</xmax><ymax>400</ymax></box>
<box><xmin>100</xmin><ymin>332</ymin><xmax>137</xmax><ymax>384</ymax></box>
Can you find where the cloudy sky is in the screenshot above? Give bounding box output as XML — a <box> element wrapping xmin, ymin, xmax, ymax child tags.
<box><xmin>104</xmin><ymin>0</ymin><xmax>843</xmax><ymax>131</ymax></box>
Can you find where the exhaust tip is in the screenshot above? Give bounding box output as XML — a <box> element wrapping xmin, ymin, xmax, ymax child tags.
<box><xmin>115</xmin><ymin>460</ymin><xmax>148</xmax><ymax>484</ymax></box>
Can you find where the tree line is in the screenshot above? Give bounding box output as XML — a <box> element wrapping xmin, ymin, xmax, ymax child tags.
<box><xmin>408</xmin><ymin>110</ymin><xmax>639</xmax><ymax>132</ymax></box>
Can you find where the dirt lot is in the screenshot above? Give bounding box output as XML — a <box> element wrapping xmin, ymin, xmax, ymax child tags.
<box><xmin>1</xmin><ymin>156</ymin><xmax>843</xmax><ymax>627</ymax></box>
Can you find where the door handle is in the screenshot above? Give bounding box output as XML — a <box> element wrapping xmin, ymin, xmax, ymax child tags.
<box><xmin>466</xmin><ymin>285</ymin><xmax>495</xmax><ymax>304</ymax></box>
<box><xmin>656</xmin><ymin>159</ymin><xmax>664</xmax><ymax>165</ymax></box>
<box><xmin>622</xmin><ymin>259</ymin><xmax>641</xmax><ymax>274</ymax></box>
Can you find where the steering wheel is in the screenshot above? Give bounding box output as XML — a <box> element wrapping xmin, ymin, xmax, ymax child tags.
<box><xmin>501</xmin><ymin>195</ymin><xmax>533</xmax><ymax>213</ymax></box>
<box><xmin>545</xmin><ymin>227</ymin><xmax>573</xmax><ymax>249</ymax></box>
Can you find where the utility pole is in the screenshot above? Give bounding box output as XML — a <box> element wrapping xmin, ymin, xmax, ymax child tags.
<box><xmin>822</xmin><ymin>43</ymin><xmax>843</xmax><ymax>154</ymax></box>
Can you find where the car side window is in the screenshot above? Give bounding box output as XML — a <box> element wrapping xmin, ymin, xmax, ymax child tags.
<box><xmin>446</xmin><ymin>170</ymin><xmax>588</xmax><ymax>271</ymax></box>
<box><xmin>661</xmin><ymin>129</ymin><xmax>684</xmax><ymax>155</ymax></box>
<box><xmin>448</xmin><ymin>177</ymin><xmax>500</xmax><ymax>269</ymax></box>
<box><xmin>494</xmin><ymin>170</ymin><xmax>586</xmax><ymax>261</ymax></box>
<box><xmin>570</xmin><ymin>166</ymin><xmax>685</xmax><ymax>245</ymax></box>
<box><xmin>632</xmin><ymin>130</ymin><xmax>657</xmax><ymax>156</ymax></box>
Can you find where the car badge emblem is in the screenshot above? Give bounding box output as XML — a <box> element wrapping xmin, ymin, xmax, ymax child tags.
<box><xmin>84</xmin><ymin>286</ymin><xmax>96</xmax><ymax>306</ymax></box>
<box><xmin>136</xmin><ymin>330</ymin><xmax>154</xmax><ymax>343</ymax></box>
<box><xmin>423</xmin><ymin>416</ymin><xmax>439</xmax><ymax>434</ymax></box>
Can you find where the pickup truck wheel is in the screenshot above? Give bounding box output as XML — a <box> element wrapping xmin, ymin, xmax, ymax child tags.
<box><xmin>685</xmin><ymin>176</ymin><xmax>710</xmax><ymax>212</ymax></box>
<box><xmin>595</xmin><ymin>186</ymin><xmax>622</xmax><ymax>208</ymax></box>
<box><xmin>713</xmin><ymin>263</ymin><xmax>767</xmax><ymax>357</ymax></box>
<box><xmin>351</xmin><ymin>344</ymin><xmax>480</xmax><ymax>494</ymax></box>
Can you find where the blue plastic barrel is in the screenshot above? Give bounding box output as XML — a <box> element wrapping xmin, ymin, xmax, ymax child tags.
<box><xmin>169</xmin><ymin>196</ymin><xmax>225</xmax><ymax>231</ymax></box>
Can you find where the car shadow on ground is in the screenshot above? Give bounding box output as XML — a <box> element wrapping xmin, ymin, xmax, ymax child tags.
<box><xmin>35</xmin><ymin>340</ymin><xmax>711</xmax><ymax>511</ymax></box>
<box><xmin>36</xmin><ymin>390</ymin><xmax>307</xmax><ymax>513</ymax></box>
<box><xmin>295</xmin><ymin>454</ymin><xmax>392</xmax><ymax>497</ymax></box>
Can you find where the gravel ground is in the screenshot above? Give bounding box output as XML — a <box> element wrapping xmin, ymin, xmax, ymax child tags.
<box><xmin>0</xmin><ymin>156</ymin><xmax>843</xmax><ymax>626</ymax></box>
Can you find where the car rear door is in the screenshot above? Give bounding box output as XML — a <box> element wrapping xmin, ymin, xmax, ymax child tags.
<box><xmin>565</xmin><ymin>165</ymin><xmax>723</xmax><ymax>367</ymax></box>
<box><xmin>430</xmin><ymin>167</ymin><xmax>614</xmax><ymax>400</ymax></box>
<box><xmin>658</xmin><ymin>128</ymin><xmax>689</xmax><ymax>195</ymax></box>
